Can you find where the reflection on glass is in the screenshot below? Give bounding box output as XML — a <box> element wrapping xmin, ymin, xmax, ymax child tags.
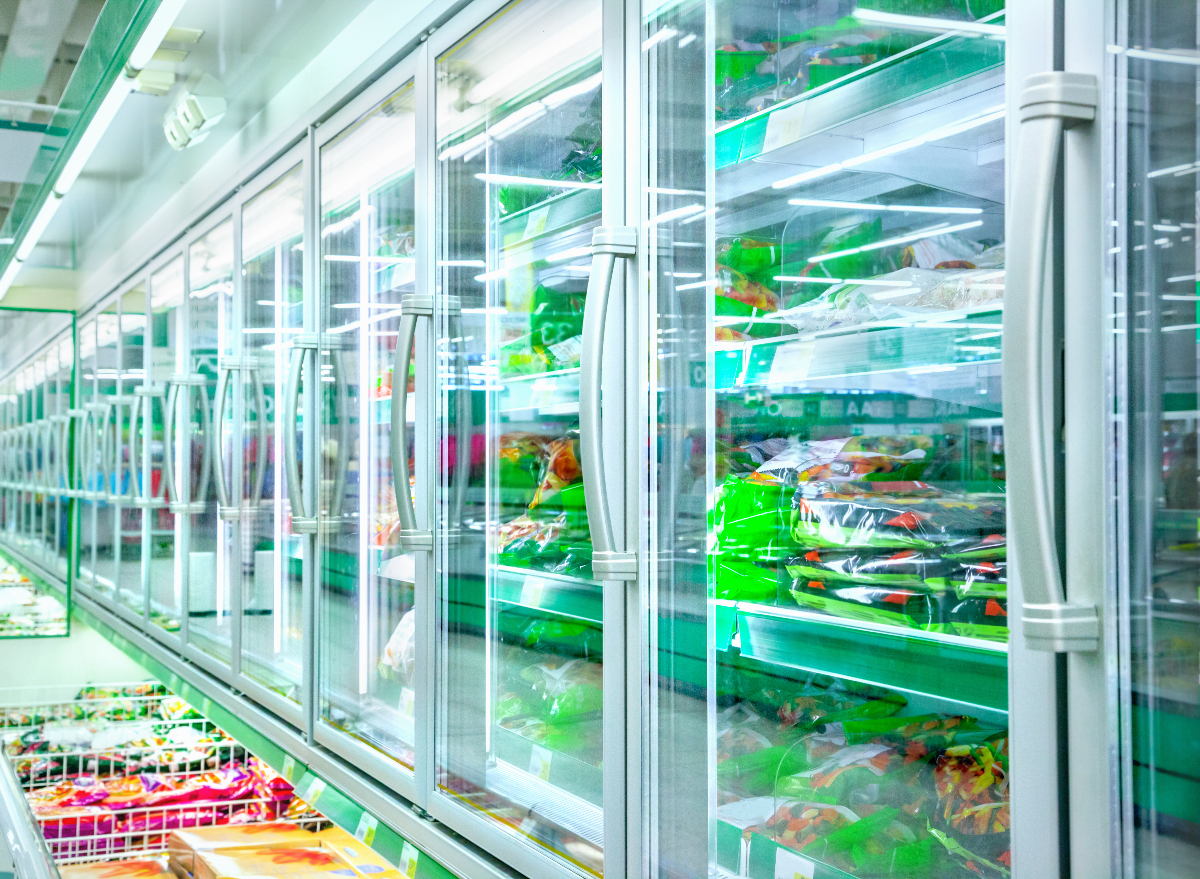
<box><xmin>77</xmin><ymin>319</ymin><xmax>97</xmax><ymax>590</ymax></box>
<box><xmin>648</xmin><ymin>2</ymin><xmax>1009</xmax><ymax>877</ymax></box>
<box><xmin>52</xmin><ymin>337</ymin><xmax>73</xmax><ymax>578</ymax></box>
<box><xmin>1119</xmin><ymin>6</ymin><xmax>1200</xmax><ymax>874</ymax></box>
<box><xmin>318</xmin><ymin>82</ymin><xmax>419</xmax><ymax>766</ymax></box>
<box><xmin>435</xmin><ymin>0</ymin><xmax>604</xmax><ymax>872</ymax></box>
<box><xmin>92</xmin><ymin>304</ymin><xmax>121</xmax><ymax>599</ymax></box>
<box><xmin>117</xmin><ymin>285</ymin><xmax>147</xmax><ymax>617</ymax></box>
<box><xmin>150</xmin><ymin>257</ymin><xmax>185</xmax><ymax>633</ymax></box>
<box><xmin>241</xmin><ymin>166</ymin><xmax>305</xmax><ymax>701</ymax></box>
<box><xmin>188</xmin><ymin>219</ymin><xmax>235</xmax><ymax>664</ymax></box>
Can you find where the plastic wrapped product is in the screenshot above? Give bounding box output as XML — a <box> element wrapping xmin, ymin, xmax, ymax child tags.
<box><xmin>519</xmin><ymin>658</ymin><xmax>604</xmax><ymax>721</ymax></box>
<box><xmin>947</xmin><ymin>597</ymin><xmax>1009</xmax><ymax>642</ymax></box>
<box><xmin>715</xmin><ymin>474</ymin><xmax>793</xmax><ymax>551</ymax></box>
<box><xmin>941</xmin><ymin>534</ymin><xmax>1007</xmax><ymax>561</ymax></box>
<box><xmin>60</xmin><ymin>859</ymin><xmax>176</xmax><ymax>879</ymax></box>
<box><xmin>715</xmin><ymin>555</ymin><xmax>784</xmax><ymax>602</ymax></box>
<box><xmin>378</xmin><ymin>609</ymin><xmax>415</xmax><ymax>684</ymax></box>
<box><xmin>497</xmin><ymin>433</ymin><xmax>550</xmax><ymax>489</ymax></box>
<box><xmin>790</xmin><ymin>577</ymin><xmax>944</xmax><ymax>631</ymax></box>
<box><xmin>785</xmin><ymin>548</ymin><xmax>944</xmax><ymax>587</ymax></box>
<box><xmin>519</xmin><ymin>617</ymin><xmax>604</xmax><ymax>660</ymax></box>
<box><xmin>933</xmin><ymin>738</ymin><xmax>1010</xmax><ymax>865</ymax></box>
<box><xmin>195</xmin><ymin>843</ymin><xmax>357</xmax><ymax>879</ymax></box>
<box><xmin>33</xmin><ymin>804</ymin><xmax>117</xmax><ymax>838</ymax></box>
<box><xmin>757</xmin><ymin>436</ymin><xmax>933</xmax><ymax>485</ymax></box>
<box><xmin>168</xmin><ymin>822</ymin><xmax>314</xmax><ymax>878</ymax></box>
<box><xmin>791</xmin><ymin>483</ymin><xmax>1006</xmax><ymax>550</ymax></box>
<box><xmin>927</xmin><ymin>559</ymin><xmax>1007</xmax><ymax>600</ymax></box>
<box><xmin>528</xmin><ymin>434</ymin><xmax>583</xmax><ymax>511</ymax></box>
<box><xmin>757</xmin><ymin>801</ymin><xmax>858</xmax><ymax>854</ymax></box>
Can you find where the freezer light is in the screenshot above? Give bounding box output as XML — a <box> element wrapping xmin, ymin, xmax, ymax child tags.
<box><xmin>474</xmin><ymin>267</ymin><xmax>509</xmax><ymax>282</ymax></box>
<box><xmin>546</xmin><ymin>245</ymin><xmax>592</xmax><ymax>262</ymax></box>
<box><xmin>807</xmin><ymin>220</ymin><xmax>984</xmax><ymax>263</ymax></box>
<box><xmin>16</xmin><ymin>196</ymin><xmax>62</xmax><ymax>261</ymax></box>
<box><xmin>852</xmin><ymin>8</ymin><xmax>1006</xmax><ymax>37</ymax></box>
<box><xmin>771</xmin><ymin>107</ymin><xmax>1005</xmax><ymax>190</ymax></box>
<box><xmin>324</xmin><ymin>254</ymin><xmax>414</xmax><ymax>263</ymax></box>
<box><xmin>650</xmin><ymin>204</ymin><xmax>706</xmax><ymax>225</ymax></box>
<box><xmin>788</xmin><ymin>198</ymin><xmax>982</xmax><ymax>214</ymax></box>
<box><xmin>475</xmin><ymin>173</ymin><xmax>601</xmax><ymax>190</ymax></box>
<box><xmin>642</xmin><ymin>27</ymin><xmax>678</xmax><ymax>51</ymax></box>
<box><xmin>676</xmin><ymin>279</ymin><xmax>717</xmax><ymax>291</ymax></box>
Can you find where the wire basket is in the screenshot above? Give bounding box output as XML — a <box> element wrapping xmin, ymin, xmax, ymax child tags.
<box><xmin>1</xmin><ymin>683</ymin><xmax>326</xmax><ymax>864</ymax></box>
<box><xmin>0</xmin><ymin>682</ymin><xmax>176</xmax><ymax>732</ymax></box>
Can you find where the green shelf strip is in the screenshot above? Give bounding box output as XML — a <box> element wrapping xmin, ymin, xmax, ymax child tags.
<box><xmin>494</xmin><ymin>565</ymin><xmax>602</xmax><ymax>623</ymax></box>
<box><xmin>735</xmin><ymin>603</ymin><xmax>1008</xmax><ymax>712</ymax></box>
<box><xmin>70</xmin><ymin>603</ymin><xmax>454</xmax><ymax>879</ymax></box>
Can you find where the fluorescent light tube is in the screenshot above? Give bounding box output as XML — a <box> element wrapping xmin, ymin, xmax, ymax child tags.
<box><xmin>55</xmin><ymin>77</ymin><xmax>134</xmax><ymax>196</ymax></box>
<box><xmin>546</xmin><ymin>245</ymin><xmax>592</xmax><ymax>262</ymax></box>
<box><xmin>16</xmin><ymin>195</ymin><xmax>62</xmax><ymax>261</ymax></box>
<box><xmin>788</xmin><ymin>198</ymin><xmax>982</xmax><ymax>214</ymax></box>
<box><xmin>127</xmin><ymin>0</ymin><xmax>189</xmax><ymax>70</ymax></box>
<box><xmin>0</xmin><ymin>258</ymin><xmax>22</xmax><ymax>300</ymax></box>
<box><xmin>772</xmin><ymin>107</ymin><xmax>1005</xmax><ymax>189</ymax></box>
<box><xmin>806</xmin><ymin>219</ymin><xmax>984</xmax><ymax>263</ymax></box>
<box><xmin>474</xmin><ymin>173</ymin><xmax>601</xmax><ymax>189</ymax></box>
<box><xmin>852</xmin><ymin>8</ymin><xmax>1006</xmax><ymax>36</ymax></box>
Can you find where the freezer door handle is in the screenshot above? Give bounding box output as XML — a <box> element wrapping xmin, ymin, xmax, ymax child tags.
<box><xmin>212</xmin><ymin>365</ymin><xmax>238</xmax><ymax>520</ymax></box>
<box><xmin>1005</xmin><ymin>72</ymin><xmax>1101</xmax><ymax>652</ymax></box>
<box><xmin>580</xmin><ymin>225</ymin><xmax>637</xmax><ymax>581</ymax></box>
<box><xmin>391</xmin><ymin>297</ymin><xmax>431</xmax><ymax>551</ymax></box>
<box><xmin>283</xmin><ymin>342</ymin><xmax>314</xmax><ymax>532</ymax></box>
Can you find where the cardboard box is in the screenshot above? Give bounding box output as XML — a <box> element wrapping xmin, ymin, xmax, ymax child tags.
<box><xmin>168</xmin><ymin>824</ymin><xmax>316</xmax><ymax>879</ymax></box>
<box><xmin>316</xmin><ymin>828</ymin><xmax>403</xmax><ymax>879</ymax></box>
<box><xmin>61</xmin><ymin>859</ymin><xmax>175</xmax><ymax>879</ymax></box>
<box><xmin>195</xmin><ymin>841</ymin><xmax>356</xmax><ymax>879</ymax></box>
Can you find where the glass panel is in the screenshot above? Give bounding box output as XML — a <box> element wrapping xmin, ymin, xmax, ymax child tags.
<box><xmin>52</xmin><ymin>337</ymin><xmax>72</xmax><ymax>579</ymax></box>
<box><xmin>646</xmin><ymin>3</ymin><xmax>1009</xmax><ymax>878</ymax></box>
<box><xmin>240</xmin><ymin>166</ymin><xmax>305</xmax><ymax>701</ymax></box>
<box><xmin>149</xmin><ymin>257</ymin><xmax>186</xmax><ymax>634</ymax></box>
<box><xmin>435</xmin><ymin>0</ymin><xmax>605</xmax><ymax>871</ymax></box>
<box><xmin>30</xmin><ymin>358</ymin><xmax>46</xmax><ymax>562</ymax></box>
<box><xmin>188</xmin><ymin>218</ymin><xmax>236</xmax><ymax>664</ymax></box>
<box><xmin>92</xmin><ymin>304</ymin><xmax>121</xmax><ymax>600</ymax></box>
<box><xmin>77</xmin><ymin>319</ymin><xmax>98</xmax><ymax>590</ymax></box>
<box><xmin>1116</xmin><ymin>4</ymin><xmax>1200</xmax><ymax>873</ymax></box>
<box><xmin>318</xmin><ymin>81</ymin><xmax>418</xmax><ymax>768</ymax></box>
<box><xmin>116</xmin><ymin>284</ymin><xmax>147</xmax><ymax>617</ymax></box>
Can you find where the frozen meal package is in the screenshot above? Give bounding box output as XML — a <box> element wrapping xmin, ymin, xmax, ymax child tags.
<box><xmin>790</xmin><ymin>577</ymin><xmax>945</xmax><ymax>631</ymax></box>
<box><xmin>758</xmin><ymin>436</ymin><xmax>933</xmax><ymax>484</ymax></box>
<box><xmin>785</xmin><ymin>547</ymin><xmax>944</xmax><ymax>587</ymax></box>
<box><xmin>316</xmin><ymin>828</ymin><xmax>403</xmax><ymax>879</ymax></box>
<box><xmin>926</xmin><ymin>559</ymin><xmax>1007</xmax><ymax>599</ymax></box>
<box><xmin>946</xmin><ymin>596</ymin><xmax>1009</xmax><ymax>642</ymax></box>
<box><xmin>519</xmin><ymin>657</ymin><xmax>604</xmax><ymax>721</ymax></box>
<box><xmin>169</xmin><ymin>825</ymin><xmax>316</xmax><ymax>879</ymax></box>
<box><xmin>195</xmin><ymin>843</ymin><xmax>356</xmax><ymax>879</ymax></box>
<box><xmin>62</xmin><ymin>860</ymin><xmax>176</xmax><ymax>879</ymax></box>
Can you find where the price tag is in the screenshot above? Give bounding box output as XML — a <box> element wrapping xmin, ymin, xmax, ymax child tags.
<box><xmin>774</xmin><ymin>847</ymin><xmax>815</xmax><ymax>879</ymax></box>
<box><xmin>169</xmin><ymin>674</ymin><xmax>181</xmax><ymax>693</ymax></box>
<box><xmin>762</xmin><ymin>102</ymin><xmax>807</xmax><ymax>155</ymax></box>
<box><xmin>354</xmin><ymin>812</ymin><xmax>378</xmax><ymax>846</ymax></box>
<box><xmin>300</xmin><ymin>776</ymin><xmax>326</xmax><ymax>805</ymax></box>
<box><xmin>399</xmin><ymin>688</ymin><xmax>415</xmax><ymax>719</ymax></box>
<box><xmin>529</xmin><ymin>745</ymin><xmax>553</xmax><ymax>781</ymax></box>
<box><xmin>767</xmin><ymin>341</ymin><xmax>816</xmax><ymax>385</ymax></box>
<box><xmin>201</xmin><ymin>697</ymin><xmax>212</xmax><ymax>718</ymax></box>
<box><xmin>281</xmin><ymin>755</ymin><xmax>296</xmax><ymax>782</ymax></box>
<box><xmin>523</xmin><ymin>206</ymin><xmax>550</xmax><ymax>240</ymax></box>
<box><xmin>399</xmin><ymin>842</ymin><xmax>419</xmax><ymax>878</ymax></box>
<box><xmin>519</xmin><ymin>577</ymin><xmax>546</xmax><ymax>608</ymax></box>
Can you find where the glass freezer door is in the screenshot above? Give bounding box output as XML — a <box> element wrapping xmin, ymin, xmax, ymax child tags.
<box><xmin>116</xmin><ymin>284</ymin><xmax>147</xmax><ymax>618</ymax></box>
<box><xmin>187</xmin><ymin>218</ymin><xmax>236</xmax><ymax>666</ymax></box>
<box><xmin>1113</xmin><ymin>3</ymin><xmax>1200</xmax><ymax>873</ymax></box>
<box><xmin>433</xmin><ymin>0</ymin><xmax>607</xmax><ymax>871</ymax></box>
<box><xmin>240</xmin><ymin>165</ymin><xmax>305</xmax><ymax>704</ymax></box>
<box><xmin>317</xmin><ymin>79</ymin><xmax>420</xmax><ymax>770</ymax></box>
<box><xmin>646</xmin><ymin>2</ymin><xmax>1010</xmax><ymax>878</ymax></box>
<box><xmin>92</xmin><ymin>303</ymin><xmax>121</xmax><ymax>601</ymax></box>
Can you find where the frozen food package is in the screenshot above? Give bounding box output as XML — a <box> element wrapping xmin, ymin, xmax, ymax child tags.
<box><xmin>378</xmin><ymin>609</ymin><xmax>416</xmax><ymax>684</ymax></box>
<box><xmin>790</xmin><ymin>577</ymin><xmax>945</xmax><ymax>631</ymax></box>
<box><xmin>785</xmin><ymin>547</ymin><xmax>944</xmax><ymax>586</ymax></box>
<box><xmin>519</xmin><ymin>657</ymin><xmax>604</xmax><ymax>721</ymax></box>
<box><xmin>933</xmin><ymin>737</ymin><xmax>1010</xmax><ymax>864</ymax></box>
<box><xmin>195</xmin><ymin>844</ymin><xmax>355</xmax><ymax>879</ymax></box>
<box><xmin>61</xmin><ymin>859</ymin><xmax>176</xmax><ymax>879</ymax></box>
<box><xmin>32</xmin><ymin>803</ymin><xmax>116</xmax><ymax>838</ymax></box>
<box><xmin>528</xmin><ymin>434</ymin><xmax>583</xmax><ymax>511</ymax></box>
<box><xmin>757</xmin><ymin>436</ymin><xmax>933</xmax><ymax>484</ymax></box>
<box><xmin>317</xmin><ymin>827</ymin><xmax>403</xmax><ymax>879</ymax></box>
<box><xmin>718</xmin><ymin>436</ymin><xmax>795</xmax><ymax>475</ymax></box>
<box><xmin>715</xmin><ymin>554</ymin><xmax>785</xmax><ymax>602</ymax></box>
<box><xmin>927</xmin><ymin>559</ymin><xmax>1007</xmax><ymax>599</ymax></box>
<box><xmin>790</xmin><ymin>482</ymin><xmax>1006</xmax><ymax>550</ymax></box>
<box><xmin>947</xmin><ymin>597</ymin><xmax>1009</xmax><ymax>642</ymax></box>
<box><xmin>168</xmin><ymin>824</ymin><xmax>315</xmax><ymax>878</ymax></box>
<box><xmin>497</xmin><ymin>433</ymin><xmax>550</xmax><ymax>489</ymax></box>
<box><xmin>714</xmin><ymin>474</ymin><xmax>793</xmax><ymax>551</ymax></box>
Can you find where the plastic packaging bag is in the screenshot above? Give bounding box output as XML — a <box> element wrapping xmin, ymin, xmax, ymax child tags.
<box><xmin>758</xmin><ymin>436</ymin><xmax>933</xmax><ymax>484</ymax></box>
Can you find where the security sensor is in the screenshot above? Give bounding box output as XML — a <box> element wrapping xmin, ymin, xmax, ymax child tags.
<box><xmin>163</xmin><ymin>88</ymin><xmax>226</xmax><ymax>150</ymax></box>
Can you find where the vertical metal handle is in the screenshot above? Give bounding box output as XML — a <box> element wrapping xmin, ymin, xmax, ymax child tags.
<box><xmin>193</xmin><ymin>379</ymin><xmax>213</xmax><ymax>508</ymax></box>
<box><xmin>212</xmin><ymin>367</ymin><xmax>235</xmax><ymax>515</ymax></box>
<box><xmin>330</xmin><ymin>350</ymin><xmax>351</xmax><ymax>519</ymax></box>
<box><xmin>1005</xmin><ymin>72</ymin><xmax>1101</xmax><ymax>652</ymax></box>
<box><xmin>392</xmin><ymin>296</ymin><xmax>433</xmax><ymax>551</ymax></box>
<box><xmin>579</xmin><ymin>226</ymin><xmax>637</xmax><ymax>581</ymax></box>
<box><xmin>127</xmin><ymin>398</ymin><xmax>140</xmax><ymax>502</ymax></box>
<box><xmin>284</xmin><ymin>344</ymin><xmax>310</xmax><ymax>524</ymax></box>
<box><xmin>251</xmin><ymin>368</ymin><xmax>268</xmax><ymax>508</ymax></box>
<box><xmin>162</xmin><ymin>383</ymin><xmax>181</xmax><ymax>505</ymax></box>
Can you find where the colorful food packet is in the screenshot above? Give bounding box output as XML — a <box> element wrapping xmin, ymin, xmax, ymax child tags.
<box><xmin>758</xmin><ymin>436</ymin><xmax>933</xmax><ymax>485</ymax></box>
<box><xmin>60</xmin><ymin>858</ymin><xmax>176</xmax><ymax>879</ymax></box>
<box><xmin>168</xmin><ymin>823</ymin><xmax>314</xmax><ymax>877</ymax></box>
<box><xmin>756</xmin><ymin>801</ymin><xmax>858</xmax><ymax>854</ymax></box>
<box><xmin>933</xmin><ymin>737</ymin><xmax>1010</xmax><ymax>863</ymax></box>
<box><xmin>947</xmin><ymin>597</ymin><xmax>1009</xmax><ymax>642</ymax></box>
<box><xmin>785</xmin><ymin>547</ymin><xmax>944</xmax><ymax>587</ymax></box>
<box><xmin>927</xmin><ymin>558</ymin><xmax>1007</xmax><ymax>600</ymax></box>
<box><xmin>790</xmin><ymin>577</ymin><xmax>945</xmax><ymax>631</ymax></box>
<box><xmin>519</xmin><ymin>658</ymin><xmax>604</xmax><ymax>721</ymax></box>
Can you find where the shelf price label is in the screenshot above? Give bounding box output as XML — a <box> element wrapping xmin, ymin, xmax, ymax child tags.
<box><xmin>762</xmin><ymin>102</ymin><xmax>808</xmax><ymax>155</ymax></box>
<box><xmin>399</xmin><ymin>842</ymin><xmax>419</xmax><ymax>878</ymax></box>
<box><xmin>201</xmin><ymin>697</ymin><xmax>212</xmax><ymax>718</ymax></box>
<box><xmin>354</xmin><ymin>811</ymin><xmax>378</xmax><ymax>846</ymax></box>
<box><xmin>299</xmin><ymin>775</ymin><xmax>326</xmax><ymax>806</ymax></box>
<box><xmin>281</xmin><ymin>755</ymin><xmax>296</xmax><ymax>782</ymax></box>
<box><xmin>529</xmin><ymin>745</ymin><xmax>553</xmax><ymax>781</ymax></box>
<box><xmin>519</xmin><ymin>576</ymin><xmax>547</xmax><ymax>608</ymax></box>
<box><xmin>774</xmin><ymin>848</ymin><xmax>815</xmax><ymax>879</ymax></box>
<box><xmin>400</xmin><ymin>687</ymin><xmax>415</xmax><ymax>719</ymax></box>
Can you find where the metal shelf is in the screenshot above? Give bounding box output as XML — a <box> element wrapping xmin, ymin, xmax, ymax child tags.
<box><xmin>494</xmin><ymin>565</ymin><xmax>601</xmax><ymax>623</ymax></box>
